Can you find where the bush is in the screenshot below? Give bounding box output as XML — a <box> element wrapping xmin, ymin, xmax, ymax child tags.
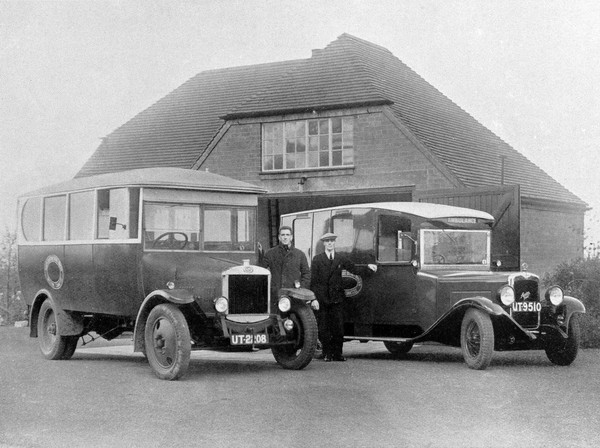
<box><xmin>544</xmin><ymin>258</ymin><xmax>600</xmax><ymax>348</ymax></box>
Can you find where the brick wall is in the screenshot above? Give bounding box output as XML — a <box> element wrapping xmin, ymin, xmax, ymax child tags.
<box><xmin>201</xmin><ymin>108</ymin><xmax>454</xmax><ymax>194</ymax></box>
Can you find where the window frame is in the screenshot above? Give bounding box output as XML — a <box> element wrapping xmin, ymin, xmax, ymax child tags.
<box><xmin>143</xmin><ymin>202</ymin><xmax>256</xmax><ymax>253</ymax></box>
<box><xmin>262</xmin><ymin>116</ymin><xmax>354</xmax><ymax>172</ymax></box>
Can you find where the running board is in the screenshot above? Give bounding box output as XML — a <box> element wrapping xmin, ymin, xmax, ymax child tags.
<box><xmin>344</xmin><ymin>336</ymin><xmax>412</xmax><ymax>342</ymax></box>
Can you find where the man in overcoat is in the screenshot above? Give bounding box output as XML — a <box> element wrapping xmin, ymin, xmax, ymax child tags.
<box><xmin>310</xmin><ymin>232</ymin><xmax>376</xmax><ymax>361</ymax></box>
<box><xmin>262</xmin><ymin>226</ymin><xmax>311</xmax><ymax>299</ymax></box>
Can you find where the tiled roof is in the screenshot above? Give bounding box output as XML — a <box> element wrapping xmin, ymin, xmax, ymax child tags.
<box><xmin>77</xmin><ymin>34</ymin><xmax>584</xmax><ymax>206</ymax></box>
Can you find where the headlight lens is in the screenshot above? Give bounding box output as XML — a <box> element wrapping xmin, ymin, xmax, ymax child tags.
<box><xmin>278</xmin><ymin>296</ymin><xmax>291</xmax><ymax>312</ymax></box>
<box><xmin>214</xmin><ymin>297</ymin><xmax>228</xmax><ymax>313</ymax></box>
<box><xmin>547</xmin><ymin>286</ymin><xmax>564</xmax><ymax>306</ymax></box>
<box><xmin>499</xmin><ymin>285</ymin><xmax>515</xmax><ymax>306</ymax></box>
<box><xmin>166</xmin><ymin>281</ymin><xmax>175</xmax><ymax>290</ymax></box>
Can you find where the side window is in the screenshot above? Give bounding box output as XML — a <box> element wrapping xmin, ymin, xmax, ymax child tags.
<box><xmin>292</xmin><ymin>217</ymin><xmax>312</xmax><ymax>264</ymax></box>
<box><xmin>69</xmin><ymin>191</ymin><xmax>94</xmax><ymax>240</ymax></box>
<box><xmin>378</xmin><ymin>215</ymin><xmax>413</xmax><ymax>263</ymax></box>
<box><xmin>312</xmin><ymin>210</ymin><xmax>331</xmax><ymax>260</ymax></box>
<box><xmin>331</xmin><ymin>208</ymin><xmax>375</xmax><ymax>263</ymax></box>
<box><xmin>43</xmin><ymin>195</ymin><xmax>66</xmax><ymax>241</ymax></box>
<box><xmin>21</xmin><ymin>197</ymin><xmax>42</xmax><ymax>242</ymax></box>
<box><xmin>97</xmin><ymin>188</ymin><xmax>139</xmax><ymax>240</ymax></box>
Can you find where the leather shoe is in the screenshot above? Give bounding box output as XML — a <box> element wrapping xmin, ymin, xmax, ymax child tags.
<box><xmin>332</xmin><ymin>355</ymin><xmax>346</xmax><ymax>362</ymax></box>
<box><xmin>323</xmin><ymin>355</ymin><xmax>332</xmax><ymax>362</ymax></box>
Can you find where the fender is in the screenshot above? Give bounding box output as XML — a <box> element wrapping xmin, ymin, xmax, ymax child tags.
<box><xmin>413</xmin><ymin>296</ymin><xmax>527</xmax><ymax>345</ymax></box>
<box><xmin>563</xmin><ymin>295</ymin><xmax>586</xmax><ymax>325</ymax></box>
<box><xmin>29</xmin><ymin>290</ymin><xmax>83</xmax><ymax>337</ymax></box>
<box><xmin>278</xmin><ymin>287</ymin><xmax>316</xmax><ymax>308</ymax></box>
<box><xmin>132</xmin><ymin>289</ymin><xmax>195</xmax><ymax>352</ymax></box>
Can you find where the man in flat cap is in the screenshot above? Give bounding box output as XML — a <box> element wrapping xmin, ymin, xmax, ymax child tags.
<box><xmin>310</xmin><ymin>232</ymin><xmax>377</xmax><ymax>361</ymax></box>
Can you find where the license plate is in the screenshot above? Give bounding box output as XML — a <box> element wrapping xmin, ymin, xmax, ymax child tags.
<box><xmin>230</xmin><ymin>333</ymin><xmax>268</xmax><ymax>345</ymax></box>
<box><xmin>512</xmin><ymin>302</ymin><xmax>541</xmax><ymax>312</ymax></box>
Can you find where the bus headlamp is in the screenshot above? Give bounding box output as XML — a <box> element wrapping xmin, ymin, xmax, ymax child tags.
<box><xmin>214</xmin><ymin>297</ymin><xmax>228</xmax><ymax>313</ymax></box>
<box><xmin>546</xmin><ymin>286</ymin><xmax>564</xmax><ymax>306</ymax></box>
<box><xmin>278</xmin><ymin>296</ymin><xmax>292</xmax><ymax>313</ymax></box>
<box><xmin>499</xmin><ymin>285</ymin><xmax>515</xmax><ymax>306</ymax></box>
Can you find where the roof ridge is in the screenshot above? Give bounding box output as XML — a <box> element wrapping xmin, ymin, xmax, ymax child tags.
<box><xmin>334</xmin><ymin>33</ymin><xmax>394</xmax><ymax>56</ymax></box>
<box><xmin>326</xmin><ymin>35</ymin><xmax>391</xmax><ymax>102</ymax></box>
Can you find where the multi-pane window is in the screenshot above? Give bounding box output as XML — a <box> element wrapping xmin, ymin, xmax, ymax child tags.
<box><xmin>263</xmin><ymin>117</ymin><xmax>354</xmax><ymax>171</ymax></box>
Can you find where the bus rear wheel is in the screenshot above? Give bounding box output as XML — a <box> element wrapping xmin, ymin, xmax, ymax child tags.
<box><xmin>37</xmin><ymin>299</ymin><xmax>78</xmax><ymax>360</ymax></box>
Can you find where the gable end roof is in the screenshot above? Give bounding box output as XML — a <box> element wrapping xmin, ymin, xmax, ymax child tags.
<box><xmin>76</xmin><ymin>34</ymin><xmax>585</xmax><ymax>208</ymax></box>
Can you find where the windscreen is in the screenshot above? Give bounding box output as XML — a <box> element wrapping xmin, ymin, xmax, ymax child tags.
<box><xmin>421</xmin><ymin>229</ymin><xmax>490</xmax><ymax>266</ymax></box>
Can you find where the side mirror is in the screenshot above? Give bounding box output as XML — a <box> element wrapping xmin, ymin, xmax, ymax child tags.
<box><xmin>109</xmin><ymin>216</ymin><xmax>126</xmax><ymax>231</ymax></box>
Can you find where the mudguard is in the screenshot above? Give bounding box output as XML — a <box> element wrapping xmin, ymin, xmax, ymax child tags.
<box><xmin>30</xmin><ymin>291</ymin><xmax>84</xmax><ymax>337</ymax></box>
<box><xmin>563</xmin><ymin>295</ymin><xmax>586</xmax><ymax>325</ymax></box>
<box><xmin>279</xmin><ymin>287</ymin><xmax>316</xmax><ymax>308</ymax></box>
<box><xmin>133</xmin><ymin>289</ymin><xmax>195</xmax><ymax>352</ymax></box>
<box><xmin>413</xmin><ymin>296</ymin><xmax>531</xmax><ymax>346</ymax></box>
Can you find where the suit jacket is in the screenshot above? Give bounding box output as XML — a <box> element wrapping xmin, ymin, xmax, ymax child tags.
<box><xmin>310</xmin><ymin>252</ymin><xmax>356</xmax><ymax>305</ymax></box>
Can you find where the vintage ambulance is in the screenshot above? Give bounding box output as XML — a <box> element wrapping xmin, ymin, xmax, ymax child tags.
<box><xmin>281</xmin><ymin>202</ymin><xmax>585</xmax><ymax>369</ymax></box>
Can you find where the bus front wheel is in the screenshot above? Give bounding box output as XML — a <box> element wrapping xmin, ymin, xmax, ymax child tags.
<box><xmin>144</xmin><ymin>304</ymin><xmax>191</xmax><ymax>380</ymax></box>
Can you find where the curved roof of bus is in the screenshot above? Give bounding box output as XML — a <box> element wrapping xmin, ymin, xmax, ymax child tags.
<box><xmin>284</xmin><ymin>202</ymin><xmax>495</xmax><ymax>221</ymax></box>
<box><xmin>19</xmin><ymin>168</ymin><xmax>266</xmax><ymax>198</ymax></box>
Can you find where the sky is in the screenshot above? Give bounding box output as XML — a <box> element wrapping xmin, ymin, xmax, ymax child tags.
<box><xmin>1</xmin><ymin>0</ymin><xmax>599</xmax><ymax>246</ymax></box>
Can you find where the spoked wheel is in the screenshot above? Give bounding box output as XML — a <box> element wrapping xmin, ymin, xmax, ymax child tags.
<box><xmin>37</xmin><ymin>299</ymin><xmax>79</xmax><ymax>360</ymax></box>
<box><xmin>272</xmin><ymin>306</ymin><xmax>318</xmax><ymax>370</ymax></box>
<box><xmin>144</xmin><ymin>304</ymin><xmax>191</xmax><ymax>380</ymax></box>
<box><xmin>545</xmin><ymin>314</ymin><xmax>581</xmax><ymax>366</ymax></box>
<box><xmin>384</xmin><ymin>340</ymin><xmax>414</xmax><ymax>356</ymax></box>
<box><xmin>460</xmin><ymin>308</ymin><xmax>494</xmax><ymax>370</ymax></box>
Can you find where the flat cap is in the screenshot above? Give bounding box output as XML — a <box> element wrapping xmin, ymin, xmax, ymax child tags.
<box><xmin>320</xmin><ymin>232</ymin><xmax>337</xmax><ymax>241</ymax></box>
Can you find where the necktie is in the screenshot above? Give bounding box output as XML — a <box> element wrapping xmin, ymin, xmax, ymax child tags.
<box><xmin>329</xmin><ymin>252</ymin><xmax>333</xmax><ymax>261</ymax></box>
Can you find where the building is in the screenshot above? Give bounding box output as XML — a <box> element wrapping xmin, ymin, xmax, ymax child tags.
<box><xmin>77</xmin><ymin>34</ymin><xmax>587</xmax><ymax>276</ymax></box>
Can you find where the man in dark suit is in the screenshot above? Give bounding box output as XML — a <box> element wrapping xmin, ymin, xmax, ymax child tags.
<box><xmin>262</xmin><ymin>226</ymin><xmax>311</xmax><ymax>299</ymax></box>
<box><xmin>310</xmin><ymin>232</ymin><xmax>377</xmax><ymax>362</ymax></box>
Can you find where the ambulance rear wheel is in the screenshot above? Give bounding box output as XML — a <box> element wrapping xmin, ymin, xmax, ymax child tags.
<box><xmin>384</xmin><ymin>340</ymin><xmax>414</xmax><ymax>355</ymax></box>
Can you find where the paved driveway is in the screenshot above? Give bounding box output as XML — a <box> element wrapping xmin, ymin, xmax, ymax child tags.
<box><xmin>1</xmin><ymin>326</ymin><xmax>599</xmax><ymax>448</ymax></box>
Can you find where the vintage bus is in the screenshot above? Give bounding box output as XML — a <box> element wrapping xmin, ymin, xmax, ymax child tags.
<box><xmin>281</xmin><ymin>202</ymin><xmax>585</xmax><ymax>370</ymax></box>
<box><xmin>17</xmin><ymin>168</ymin><xmax>317</xmax><ymax>380</ymax></box>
